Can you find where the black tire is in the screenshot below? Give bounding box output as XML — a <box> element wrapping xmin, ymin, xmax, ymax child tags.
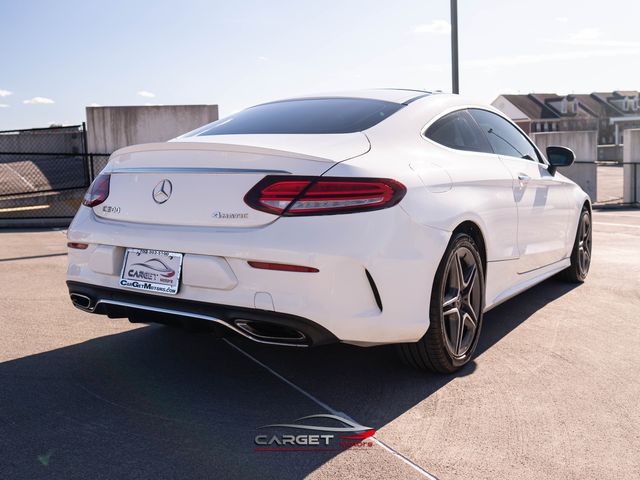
<box><xmin>398</xmin><ymin>233</ymin><xmax>485</xmax><ymax>373</ymax></box>
<box><xmin>559</xmin><ymin>207</ymin><xmax>592</xmax><ymax>283</ymax></box>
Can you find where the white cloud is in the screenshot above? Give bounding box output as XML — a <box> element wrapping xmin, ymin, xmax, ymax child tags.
<box><xmin>137</xmin><ymin>90</ymin><xmax>156</xmax><ymax>98</ymax></box>
<box><xmin>422</xmin><ymin>64</ymin><xmax>448</xmax><ymax>72</ymax></box>
<box><xmin>569</xmin><ymin>27</ymin><xmax>602</xmax><ymax>42</ymax></box>
<box><xmin>88</xmin><ymin>102</ymin><xmax>102</xmax><ymax>107</ymax></box>
<box><xmin>554</xmin><ymin>16</ymin><xmax>569</xmax><ymax>23</ymax></box>
<box><xmin>430</xmin><ymin>28</ymin><xmax>640</xmax><ymax>70</ymax></box>
<box><xmin>547</xmin><ymin>28</ymin><xmax>640</xmax><ymax>48</ymax></box>
<box><xmin>144</xmin><ymin>103</ymin><xmax>164</xmax><ymax>106</ymax></box>
<box><xmin>258</xmin><ymin>56</ymin><xmax>269</xmax><ymax>62</ymax></box>
<box><xmin>412</xmin><ymin>20</ymin><xmax>451</xmax><ymax>35</ymax></box>
<box><xmin>414</xmin><ymin>46</ymin><xmax>640</xmax><ymax>73</ymax></box>
<box><xmin>23</xmin><ymin>96</ymin><xmax>55</xmax><ymax>105</ymax></box>
<box><xmin>0</xmin><ymin>104</ymin><xmax>9</xmax><ymax>108</ymax></box>
<box><xmin>463</xmin><ymin>47</ymin><xmax>640</xmax><ymax>69</ymax></box>
<box><xmin>0</xmin><ymin>89</ymin><xmax>12</xmax><ymax>97</ymax></box>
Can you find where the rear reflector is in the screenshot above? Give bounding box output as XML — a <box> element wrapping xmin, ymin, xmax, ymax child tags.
<box><xmin>67</xmin><ymin>242</ymin><xmax>89</xmax><ymax>250</ymax></box>
<box><xmin>248</xmin><ymin>261</ymin><xmax>319</xmax><ymax>273</ymax></box>
<box><xmin>244</xmin><ymin>176</ymin><xmax>406</xmax><ymax>216</ymax></box>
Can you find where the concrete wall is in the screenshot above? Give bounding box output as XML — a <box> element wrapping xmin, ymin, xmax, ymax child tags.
<box><xmin>532</xmin><ymin>130</ymin><xmax>598</xmax><ymax>201</ymax></box>
<box><xmin>86</xmin><ymin>105</ymin><xmax>219</xmax><ymax>154</ymax></box>
<box><xmin>0</xmin><ymin>126</ymin><xmax>83</xmax><ymax>154</ymax></box>
<box><xmin>622</xmin><ymin>128</ymin><xmax>640</xmax><ymax>204</ymax></box>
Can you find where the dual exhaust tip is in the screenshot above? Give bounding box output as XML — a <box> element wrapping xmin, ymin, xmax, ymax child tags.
<box><xmin>69</xmin><ymin>293</ymin><xmax>307</xmax><ymax>345</ymax></box>
<box><xmin>234</xmin><ymin>320</ymin><xmax>307</xmax><ymax>344</ymax></box>
<box><xmin>70</xmin><ymin>293</ymin><xmax>93</xmax><ymax>311</ymax></box>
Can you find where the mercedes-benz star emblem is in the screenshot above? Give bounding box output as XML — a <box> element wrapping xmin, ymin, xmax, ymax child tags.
<box><xmin>152</xmin><ymin>179</ymin><xmax>172</xmax><ymax>204</ymax></box>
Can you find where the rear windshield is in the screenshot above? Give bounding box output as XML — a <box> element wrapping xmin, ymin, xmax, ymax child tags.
<box><xmin>191</xmin><ymin>98</ymin><xmax>404</xmax><ymax>136</ymax></box>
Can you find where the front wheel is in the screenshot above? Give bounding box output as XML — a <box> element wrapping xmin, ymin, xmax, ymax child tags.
<box><xmin>398</xmin><ymin>233</ymin><xmax>485</xmax><ymax>373</ymax></box>
<box><xmin>559</xmin><ymin>207</ymin><xmax>592</xmax><ymax>283</ymax></box>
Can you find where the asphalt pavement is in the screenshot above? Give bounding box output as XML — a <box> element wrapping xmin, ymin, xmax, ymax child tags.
<box><xmin>0</xmin><ymin>210</ymin><xmax>639</xmax><ymax>479</ymax></box>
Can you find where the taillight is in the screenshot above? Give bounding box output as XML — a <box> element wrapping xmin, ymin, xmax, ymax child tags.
<box><xmin>82</xmin><ymin>174</ymin><xmax>111</xmax><ymax>207</ymax></box>
<box><xmin>244</xmin><ymin>176</ymin><xmax>406</xmax><ymax>216</ymax></box>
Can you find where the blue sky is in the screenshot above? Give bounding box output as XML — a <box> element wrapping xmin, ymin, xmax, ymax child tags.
<box><xmin>1</xmin><ymin>0</ymin><xmax>639</xmax><ymax>129</ymax></box>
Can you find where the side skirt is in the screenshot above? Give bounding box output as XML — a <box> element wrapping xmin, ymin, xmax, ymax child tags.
<box><xmin>484</xmin><ymin>257</ymin><xmax>571</xmax><ymax>312</ymax></box>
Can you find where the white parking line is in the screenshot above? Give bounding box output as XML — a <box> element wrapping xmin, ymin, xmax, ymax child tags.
<box><xmin>223</xmin><ymin>338</ymin><xmax>439</xmax><ymax>480</ymax></box>
<box><xmin>595</xmin><ymin>213</ymin><xmax>640</xmax><ymax>219</ymax></box>
<box><xmin>594</xmin><ymin>222</ymin><xmax>640</xmax><ymax>229</ymax></box>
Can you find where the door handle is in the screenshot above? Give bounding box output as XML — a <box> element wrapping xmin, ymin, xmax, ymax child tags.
<box><xmin>517</xmin><ymin>173</ymin><xmax>530</xmax><ymax>183</ymax></box>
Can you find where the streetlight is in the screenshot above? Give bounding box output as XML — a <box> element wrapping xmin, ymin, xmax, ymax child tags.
<box><xmin>450</xmin><ymin>0</ymin><xmax>459</xmax><ymax>94</ymax></box>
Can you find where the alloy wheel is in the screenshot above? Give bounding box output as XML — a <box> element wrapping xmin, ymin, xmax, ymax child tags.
<box><xmin>578</xmin><ymin>212</ymin><xmax>592</xmax><ymax>276</ymax></box>
<box><xmin>441</xmin><ymin>246</ymin><xmax>482</xmax><ymax>359</ymax></box>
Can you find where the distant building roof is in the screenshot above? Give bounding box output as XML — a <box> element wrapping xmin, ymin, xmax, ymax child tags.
<box><xmin>496</xmin><ymin>93</ymin><xmax>596</xmax><ymax>120</ymax></box>
<box><xmin>591</xmin><ymin>91</ymin><xmax>640</xmax><ymax>116</ymax></box>
<box><xmin>495</xmin><ymin>91</ymin><xmax>640</xmax><ymax>120</ymax></box>
<box><xmin>499</xmin><ymin>94</ymin><xmax>557</xmax><ymax>119</ymax></box>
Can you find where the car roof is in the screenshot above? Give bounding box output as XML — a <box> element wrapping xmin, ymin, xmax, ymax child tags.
<box><xmin>267</xmin><ymin>88</ymin><xmax>436</xmax><ymax>105</ymax></box>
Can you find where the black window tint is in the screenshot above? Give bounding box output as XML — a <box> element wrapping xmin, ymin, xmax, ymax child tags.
<box><xmin>191</xmin><ymin>98</ymin><xmax>404</xmax><ymax>135</ymax></box>
<box><xmin>425</xmin><ymin>110</ymin><xmax>493</xmax><ymax>153</ymax></box>
<box><xmin>469</xmin><ymin>109</ymin><xmax>540</xmax><ymax>161</ymax></box>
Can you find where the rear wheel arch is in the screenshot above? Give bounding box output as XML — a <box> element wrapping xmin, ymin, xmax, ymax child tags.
<box><xmin>452</xmin><ymin>221</ymin><xmax>487</xmax><ymax>279</ymax></box>
<box><xmin>398</xmin><ymin>229</ymin><xmax>486</xmax><ymax>372</ymax></box>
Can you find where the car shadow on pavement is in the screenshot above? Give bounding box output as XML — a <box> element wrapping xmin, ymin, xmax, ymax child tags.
<box><xmin>0</xmin><ymin>278</ymin><xmax>578</xmax><ymax>479</ymax></box>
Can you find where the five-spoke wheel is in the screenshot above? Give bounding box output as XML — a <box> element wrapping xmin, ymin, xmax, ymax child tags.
<box><xmin>398</xmin><ymin>232</ymin><xmax>485</xmax><ymax>373</ymax></box>
<box><xmin>560</xmin><ymin>207</ymin><xmax>592</xmax><ymax>283</ymax></box>
<box><xmin>441</xmin><ymin>246</ymin><xmax>481</xmax><ymax>360</ymax></box>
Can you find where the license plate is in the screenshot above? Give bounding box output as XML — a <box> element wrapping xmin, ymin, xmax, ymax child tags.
<box><xmin>120</xmin><ymin>248</ymin><xmax>183</xmax><ymax>295</ymax></box>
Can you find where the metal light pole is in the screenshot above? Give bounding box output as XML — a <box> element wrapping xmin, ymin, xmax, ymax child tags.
<box><xmin>450</xmin><ymin>0</ymin><xmax>459</xmax><ymax>94</ymax></box>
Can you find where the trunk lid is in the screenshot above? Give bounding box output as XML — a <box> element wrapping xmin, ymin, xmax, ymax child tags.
<box><xmin>94</xmin><ymin>133</ymin><xmax>369</xmax><ymax>227</ymax></box>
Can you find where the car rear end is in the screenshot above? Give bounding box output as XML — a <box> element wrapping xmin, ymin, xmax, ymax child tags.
<box><xmin>66</xmin><ymin>94</ymin><xmax>448</xmax><ymax>347</ymax></box>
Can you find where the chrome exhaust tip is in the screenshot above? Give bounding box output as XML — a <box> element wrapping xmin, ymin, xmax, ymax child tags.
<box><xmin>70</xmin><ymin>293</ymin><xmax>93</xmax><ymax>311</ymax></box>
<box><xmin>234</xmin><ymin>320</ymin><xmax>307</xmax><ymax>343</ymax></box>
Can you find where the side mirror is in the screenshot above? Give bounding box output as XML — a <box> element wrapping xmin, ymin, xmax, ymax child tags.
<box><xmin>546</xmin><ymin>146</ymin><xmax>575</xmax><ymax>175</ymax></box>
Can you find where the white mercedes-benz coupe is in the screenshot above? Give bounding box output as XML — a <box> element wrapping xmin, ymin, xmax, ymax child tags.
<box><xmin>67</xmin><ymin>89</ymin><xmax>592</xmax><ymax>372</ymax></box>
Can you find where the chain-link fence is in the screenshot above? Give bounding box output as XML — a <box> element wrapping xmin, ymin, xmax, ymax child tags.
<box><xmin>0</xmin><ymin>125</ymin><xmax>109</xmax><ymax>221</ymax></box>
<box><xmin>1</xmin><ymin>124</ymin><xmax>638</xmax><ymax>222</ymax></box>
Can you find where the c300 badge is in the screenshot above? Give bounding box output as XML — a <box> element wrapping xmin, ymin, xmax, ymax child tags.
<box><xmin>102</xmin><ymin>205</ymin><xmax>121</xmax><ymax>214</ymax></box>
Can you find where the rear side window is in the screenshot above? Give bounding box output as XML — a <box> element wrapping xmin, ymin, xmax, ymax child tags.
<box><xmin>425</xmin><ymin>110</ymin><xmax>492</xmax><ymax>153</ymax></box>
<box><xmin>191</xmin><ymin>98</ymin><xmax>404</xmax><ymax>135</ymax></box>
<box><xmin>469</xmin><ymin>109</ymin><xmax>541</xmax><ymax>161</ymax></box>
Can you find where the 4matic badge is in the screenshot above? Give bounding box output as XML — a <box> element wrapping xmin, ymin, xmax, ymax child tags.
<box><xmin>212</xmin><ymin>211</ymin><xmax>248</xmax><ymax>219</ymax></box>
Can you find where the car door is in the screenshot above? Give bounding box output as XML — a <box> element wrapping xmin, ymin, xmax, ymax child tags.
<box><xmin>421</xmin><ymin>109</ymin><xmax>519</xmax><ymax>262</ymax></box>
<box><xmin>469</xmin><ymin>109</ymin><xmax>572</xmax><ymax>273</ymax></box>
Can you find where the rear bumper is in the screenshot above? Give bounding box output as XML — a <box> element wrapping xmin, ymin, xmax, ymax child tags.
<box><xmin>66</xmin><ymin>205</ymin><xmax>450</xmax><ymax>345</ymax></box>
<box><xmin>67</xmin><ymin>281</ymin><xmax>338</xmax><ymax>346</ymax></box>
